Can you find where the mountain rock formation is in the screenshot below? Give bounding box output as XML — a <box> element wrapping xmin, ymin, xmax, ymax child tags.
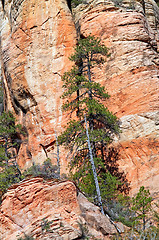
<box><xmin>0</xmin><ymin>178</ymin><xmax>117</xmax><ymax>239</ymax></box>
<box><xmin>0</xmin><ymin>0</ymin><xmax>78</xmax><ymax>171</ymax></box>
<box><xmin>73</xmin><ymin>0</ymin><xmax>159</xmax><ymax>197</ymax></box>
<box><xmin>0</xmin><ymin>0</ymin><xmax>159</xmax><ymax>239</ymax></box>
<box><xmin>0</xmin><ymin>0</ymin><xmax>159</xmax><ymax>236</ymax></box>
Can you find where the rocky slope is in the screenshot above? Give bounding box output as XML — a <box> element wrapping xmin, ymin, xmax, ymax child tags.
<box><xmin>0</xmin><ymin>0</ymin><xmax>159</xmax><ymax>199</ymax></box>
<box><xmin>0</xmin><ymin>177</ymin><xmax>117</xmax><ymax>239</ymax></box>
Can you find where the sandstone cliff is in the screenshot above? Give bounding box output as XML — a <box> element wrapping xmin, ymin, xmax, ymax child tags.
<box><xmin>0</xmin><ymin>177</ymin><xmax>117</xmax><ymax>239</ymax></box>
<box><xmin>0</xmin><ymin>0</ymin><xmax>159</xmax><ymax>199</ymax></box>
<box><xmin>73</xmin><ymin>0</ymin><xmax>159</xmax><ymax>197</ymax></box>
<box><xmin>0</xmin><ymin>0</ymin><xmax>77</xmax><ymax>171</ymax></box>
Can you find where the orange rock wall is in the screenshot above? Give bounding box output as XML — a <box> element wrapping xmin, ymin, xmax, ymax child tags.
<box><xmin>0</xmin><ymin>0</ymin><xmax>159</xmax><ymax>197</ymax></box>
<box><xmin>0</xmin><ymin>178</ymin><xmax>116</xmax><ymax>239</ymax></box>
<box><xmin>0</xmin><ymin>0</ymin><xmax>77</xmax><ymax>171</ymax></box>
<box><xmin>74</xmin><ymin>0</ymin><xmax>159</xmax><ymax>196</ymax></box>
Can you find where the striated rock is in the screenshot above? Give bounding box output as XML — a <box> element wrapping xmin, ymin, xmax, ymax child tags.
<box><xmin>0</xmin><ymin>0</ymin><xmax>159</xmax><ymax>237</ymax></box>
<box><xmin>0</xmin><ymin>0</ymin><xmax>77</xmax><ymax>171</ymax></box>
<box><xmin>0</xmin><ymin>178</ymin><xmax>81</xmax><ymax>239</ymax></box>
<box><xmin>0</xmin><ymin>177</ymin><xmax>117</xmax><ymax>240</ymax></box>
<box><xmin>73</xmin><ymin>0</ymin><xmax>159</xmax><ymax>197</ymax></box>
<box><xmin>0</xmin><ymin>0</ymin><xmax>159</xmax><ymax>197</ymax></box>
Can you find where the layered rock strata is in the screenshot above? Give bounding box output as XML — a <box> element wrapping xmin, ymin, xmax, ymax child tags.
<box><xmin>0</xmin><ymin>0</ymin><xmax>159</xmax><ymax>197</ymax></box>
<box><xmin>0</xmin><ymin>178</ymin><xmax>117</xmax><ymax>240</ymax></box>
<box><xmin>0</xmin><ymin>0</ymin><xmax>77</xmax><ymax>171</ymax></box>
<box><xmin>73</xmin><ymin>0</ymin><xmax>159</xmax><ymax>196</ymax></box>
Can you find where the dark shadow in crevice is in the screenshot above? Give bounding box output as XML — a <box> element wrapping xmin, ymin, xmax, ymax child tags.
<box><xmin>1</xmin><ymin>0</ymin><xmax>5</xmax><ymax>10</ymax></box>
<box><xmin>12</xmin><ymin>90</ymin><xmax>37</xmax><ymax>115</ymax></box>
<box><xmin>80</xmin><ymin>33</ymin><xmax>86</xmax><ymax>39</ymax></box>
<box><xmin>66</xmin><ymin>0</ymin><xmax>72</xmax><ymax>11</ymax></box>
<box><xmin>101</xmin><ymin>146</ymin><xmax>130</xmax><ymax>194</ymax></box>
<box><xmin>13</xmin><ymin>97</ymin><xmax>27</xmax><ymax>114</ymax></box>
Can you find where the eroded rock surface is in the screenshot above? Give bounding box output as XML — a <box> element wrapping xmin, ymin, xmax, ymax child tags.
<box><xmin>0</xmin><ymin>0</ymin><xmax>77</xmax><ymax>171</ymax></box>
<box><xmin>0</xmin><ymin>0</ymin><xmax>159</xmax><ymax>197</ymax></box>
<box><xmin>0</xmin><ymin>178</ymin><xmax>116</xmax><ymax>240</ymax></box>
<box><xmin>73</xmin><ymin>0</ymin><xmax>159</xmax><ymax>196</ymax></box>
<box><xmin>118</xmin><ymin>111</ymin><xmax>159</xmax><ymax>196</ymax></box>
<box><xmin>77</xmin><ymin>192</ymin><xmax>117</xmax><ymax>236</ymax></box>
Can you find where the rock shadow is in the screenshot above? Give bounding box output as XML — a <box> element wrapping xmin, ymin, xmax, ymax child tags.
<box><xmin>101</xmin><ymin>146</ymin><xmax>130</xmax><ymax>195</ymax></box>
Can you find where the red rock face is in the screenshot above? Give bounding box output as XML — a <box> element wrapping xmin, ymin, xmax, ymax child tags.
<box><xmin>0</xmin><ymin>0</ymin><xmax>77</xmax><ymax>171</ymax></box>
<box><xmin>74</xmin><ymin>0</ymin><xmax>159</xmax><ymax>196</ymax></box>
<box><xmin>0</xmin><ymin>179</ymin><xmax>83</xmax><ymax>239</ymax></box>
<box><xmin>0</xmin><ymin>178</ymin><xmax>116</xmax><ymax>239</ymax></box>
<box><xmin>0</xmin><ymin>0</ymin><xmax>159</xmax><ymax>197</ymax></box>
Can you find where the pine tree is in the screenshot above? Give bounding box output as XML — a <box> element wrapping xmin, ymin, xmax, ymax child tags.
<box><xmin>132</xmin><ymin>186</ymin><xmax>152</xmax><ymax>231</ymax></box>
<box><xmin>59</xmin><ymin>35</ymin><xmax>120</xmax><ymax>205</ymax></box>
<box><xmin>0</xmin><ymin>111</ymin><xmax>23</xmax><ymax>200</ymax></box>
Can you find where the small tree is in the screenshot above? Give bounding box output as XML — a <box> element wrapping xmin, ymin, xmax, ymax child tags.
<box><xmin>0</xmin><ymin>111</ymin><xmax>22</xmax><ymax>166</ymax></box>
<box><xmin>17</xmin><ymin>234</ymin><xmax>34</xmax><ymax>240</ymax></box>
<box><xmin>24</xmin><ymin>158</ymin><xmax>60</xmax><ymax>180</ymax></box>
<box><xmin>132</xmin><ymin>186</ymin><xmax>152</xmax><ymax>231</ymax></box>
<box><xmin>113</xmin><ymin>188</ymin><xmax>159</xmax><ymax>239</ymax></box>
<box><xmin>0</xmin><ymin>111</ymin><xmax>23</xmax><ymax>200</ymax></box>
<box><xmin>59</xmin><ymin>35</ymin><xmax>120</xmax><ymax>207</ymax></box>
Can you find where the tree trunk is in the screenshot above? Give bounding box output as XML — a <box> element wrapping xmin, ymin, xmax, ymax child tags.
<box><xmin>84</xmin><ymin>115</ymin><xmax>104</xmax><ymax>214</ymax></box>
<box><xmin>76</xmin><ymin>58</ymin><xmax>83</xmax><ymax>117</ymax></box>
<box><xmin>55</xmin><ymin>131</ymin><xmax>60</xmax><ymax>178</ymax></box>
<box><xmin>143</xmin><ymin>207</ymin><xmax>146</xmax><ymax>231</ymax></box>
<box><xmin>84</xmin><ymin>115</ymin><xmax>122</xmax><ymax>233</ymax></box>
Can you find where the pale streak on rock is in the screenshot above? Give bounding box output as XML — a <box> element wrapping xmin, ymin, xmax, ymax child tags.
<box><xmin>119</xmin><ymin>111</ymin><xmax>159</xmax><ymax>142</ymax></box>
<box><xmin>0</xmin><ymin>0</ymin><xmax>77</xmax><ymax>171</ymax></box>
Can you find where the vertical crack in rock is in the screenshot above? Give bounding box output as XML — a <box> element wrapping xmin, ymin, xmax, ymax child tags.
<box><xmin>1</xmin><ymin>0</ymin><xmax>4</xmax><ymax>10</ymax></box>
<box><xmin>66</xmin><ymin>0</ymin><xmax>72</xmax><ymax>12</ymax></box>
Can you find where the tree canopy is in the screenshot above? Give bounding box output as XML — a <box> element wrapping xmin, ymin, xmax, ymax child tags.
<box><xmin>0</xmin><ymin>111</ymin><xmax>23</xmax><ymax>201</ymax></box>
<box><xmin>59</xmin><ymin>35</ymin><xmax>121</xmax><ymax>205</ymax></box>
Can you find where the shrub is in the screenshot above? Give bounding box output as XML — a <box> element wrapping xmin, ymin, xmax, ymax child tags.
<box><xmin>71</xmin><ymin>0</ymin><xmax>85</xmax><ymax>8</ymax></box>
<box><xmin>0</xmin><ymin>165</ymin><xmax>24</xmax><ymax>202</ymax></box>
<box><xmin>0</xmin><ymin>111</ymin><xmax>23</xmax><ymax>202</ymax></box>
<box><xmin>24</xmin><ymin>159</ymin><xmax>60</xmax><ymax>180</ymax></box>
<box><xmin>17</xmin><ymin>234</ymin><xmax>34</xmax><ymax>240</ymax></box>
